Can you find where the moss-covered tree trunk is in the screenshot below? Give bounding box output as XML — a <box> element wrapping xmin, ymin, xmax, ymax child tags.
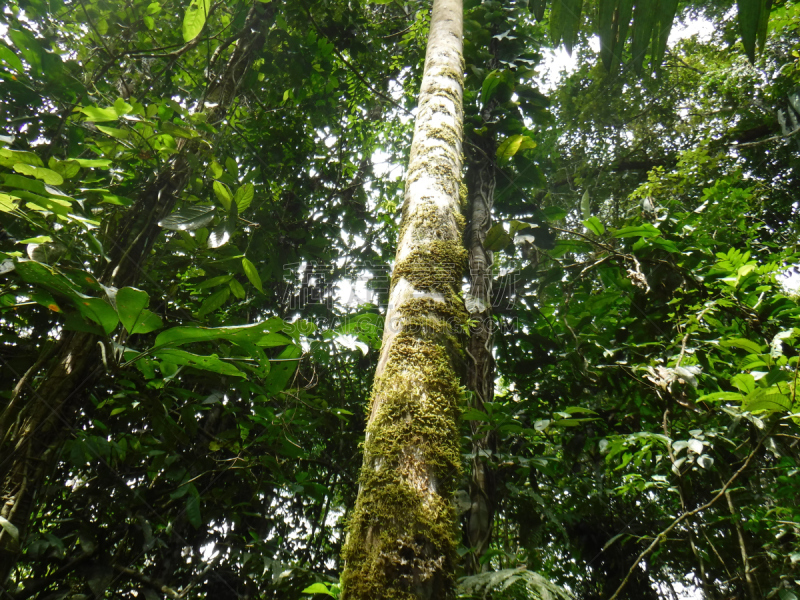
<box><xmin>0</xmin><ymin>5</ymin><xmax>273</xmax><ymax>583</ymax></box>
<box><xmin>340</xmin><ymin>0</ymin><xmax>465</xmax><ymax>598</ymax></box>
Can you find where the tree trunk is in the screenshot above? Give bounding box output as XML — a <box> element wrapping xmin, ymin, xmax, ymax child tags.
<box><xmin>0</xmin><ymin>4</ymin><xmax>273</xmax><ymax>583</ymax></box>
<box><xmin>463</xmin><ymin>134</ymin><xmax>497</xmax><ymax>575</ymax></box>
<box><xmin>340</xmin><ymin>0</ymin><xmax>465</xmax><ymax>598</ymax></box>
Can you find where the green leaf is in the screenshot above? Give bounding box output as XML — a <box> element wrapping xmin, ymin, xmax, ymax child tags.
<box><xmin>630</xmin><ymin>0</ymin><xmax>657</xmax><ymax>74</ymax></box>
<box><xmin>242</xmin><ymin>258</ymin><xmax>263</xmax><ymax>293</ymax></box>
<box><xmin>196</xmin><ymin>287</ymin><xmax>230</xmax><ymax>318</ymax></box>
<box><xmin>73</xmin><ymin>158</ymin><xmax>112</xmax><ymax>169</ymax></box>
<box><xmin>208</xmin><ymin>221</ymin><xmax>232</xmax><ymax>248</ymax></box>
<box><xmin>114</xmin><ymin>97</ymin><xmax>133</xmax><ymax>115</ymax></box>
<box><xmin>0</xmin><ymin>44</ymin><xmax>24</xmax><ymax>73</ymax></box>
<box><xmin>79</xmin><ymin>105</ymin><xmax>119</xmax><ymax>122</ymax></box>
<box><xmin>756</xmin><ymin>0</ymin><xmax>773</xmax><ymax>53</ymax></box>
<box><xmin>560</xmin><ymin>0</ymin><xmax>584</xmax><ymax>55</ymax></box>
<box><xmin>530</xmin><ymin>0</ymin><xmax>546</xmax><ymax>21</ymax></box>
<box><xmin>154</xmin><ymin>319</ymin><xmax>285</xmax><ymax>349</ymax></box>
<box><xmin>185</xmin><ymin>486</ymin><xmax>202</xmax><ymax>528</ymax></box>
<box><xmin>12</xmin><ymin>164</ymin><xmax>64</xmax><ymax>185</ymax></box>
<box><xmin>697</xmin><ymin>391</ymin><xmax>745</xmax><ymax>403</ymax></box>
<box><xmin>13</xmin><ymin>260</ymin><xmax>81</xmax><ymax>297</ymax></box>
<box><xmin>481</xmin><ymin>70</ymin><xmax>502</xmax><ymax>105</ymax></box>
<box><xmin>75</xmin><ymin>296</ymin><xmax>119</xmax><ymax>334</ymax></box>
<box><xmin>580</xmin><ymin>189</ymin><xmax>591</xmax><ymax>219</ymax></box>
<box><xmin>195</xmin><ymin>275</ymin><xmax>233</xmax><ymax>290</ymax></box>
<box><xmin>95</xmin><ymin>125</ymin><xmax>130</xmax><ymax>140</ymax></box>
<box><xmin>48</xmin><ymin>157</ymin><xmax>81</xmax><ymax>179</ymax></box>
<box><xmin>613</xmin><ymin>224</ymin><xmax>660</xmax><ymax>238</ymax></box>
<box><xmin>0</xmin><ymin>193</ymin><xmax>19</xmax><ymax>212</ymax></box>
<box><xmin>496</xmin><ymin>135</ymin><xmax>536</xmax><ymax>161</ymax></box>
<box><xmin>158</xmin><ymin>206</ymin><xmax>216</xmax><ymax>231</ymax></box>
<box><xmin>731</xmin><ymin>373</ymin><xmax>756</xmax><ymax>394</ymax></box>
<box><xmin>0</xmin><ymin>148</ymin><xmax>43</xmax><ymax>168</ymax></box>
<box><xmin>301</xmin><ymin>583</ymin><xmax>335</xmax><ymax>597</ymax></box>
<box><xmin>737</xmin><ymin>0</ymin><xmax>762</xmax><ymax>61</ymax></box>
<box><xmin>17</xmin><ymin>236</ymin><xmax>52</xmax><ymax>244</ymax></box>
<box><xmin>213</xmin><ymin>180</ymin><xmax>232</xmax><ymax>210</ymax></box>
<box><xmin>743</xmin><ymin>387</ymin><xmax>791</xmax><ymax>413</ymax></box>
<box><xmin>720</xmin><ymin>338</ymin><xmax>764</xmax><ymax>355</ymax></box>
<box><xmin>229</xmin><ymin>278</ymin><xmax>246</xmax><ymax>299</ymax></box>
<box><xmin>612</xmin><ymin>0</ymin><xmax>635</xmax><ymax>71</ymax></box>
<box><xmin>263</xmin><ymin>344</ymin><xmax>302</xmax><ymax>393</ymax></box>
<box><xmin>234</xmin><ymin>183</ymin><xmax>254</xmax><ymax>212</ymax></box>
<box><xmin>154</xmin><ymin>348</ymin><xmax>244</xmax><ymax>377</ymax></box>
<box><xmin>116</xmin><ymin>287</ymin><xmax>163</xmax><ymax>334</ymax></box>
<box><xmin>653</xmin><ymin>0</ymin><xmax>680</xmax><ymax>67</ymax></box>
<box><xmin>598</xmin><ymin>0</ymin><xmax>616</xmax><ymax>70</ymax></box>
<box><xmin>183</xmin><ymin>0</ymin><xmax>211</xmax><ymax>42</ymax></box>
<box><xmin>583</xmin><ymin>216</ymin><xmax>604</xmax><ymax>236</ymax></box>
<box><xmin>0</xmin><ymin>515</ymin><xmax>20</xmax><ymax>542</ymax></box>
<box><xmin>537</xmin><ymin>206</ymin><xmax>568</xmax><ymax>221</ymax></box>
<box><xmin>484</xmin><ymin>224</ymin><xmax>512</xmax><ymax>252</ymax></box>
<box><xmin>510</xmin><ymin>220</ymin><xmax>530</xmax><ymax>235</ymax></box>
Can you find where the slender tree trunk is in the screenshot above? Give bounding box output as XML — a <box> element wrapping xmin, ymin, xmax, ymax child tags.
<box><xmin>463</xmin><ymin>134</ymin><xmax>497</xmax><ymax>574</ymax></box>
<box><xmin>0</xmin><ymin>5</ymin><xmax>273</xmax><ymax>583</ymax></box>
<box><xmin>725</xmin><ymin>490</ymin><xmax>757</xmax><ymax>600</ymax></box>
<box><xmin>340</xmin><ymin>0</ymin><xmax>465</xmax><ymax>598</ymax></box>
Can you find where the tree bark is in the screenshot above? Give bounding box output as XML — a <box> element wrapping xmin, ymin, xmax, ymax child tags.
<box><xmin>463</xmin><ymin>134</ymin><xmax>497</xmax><ymax>574</ymax></box>
<box><xmin>0</xmin><ymin>4</ymin><xmax>273</xmax><ymax>584</ymax></box>
<box><xmin>340</xmin><ymin>0</ymin><xmax>465</xmax><ymax>598</ymax></box>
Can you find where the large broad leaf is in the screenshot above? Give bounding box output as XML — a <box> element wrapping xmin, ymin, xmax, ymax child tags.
<box><xmin>263</xmin><ymin>344</ymin><xmax>303</xmax><ymax>394</ymax></box>
<box><xmin>496</xmin><ymin>135</ymin><xmax>536</xmax><ymax>161</ymax></box>
<box><xmin>207</xmin><ymin>222</ymin><xmax>232</xmax><ymax>248</ymax></box>
<box><xmin>158</xmin><ymin>205</ymin><xmax>215</xmax><ymax>231</ymax></box>
<box><xmin>484</xmin><ymin>224</ymin><xmax>512</xmax><ymax>252</ymax></box>
<box><xmin>13</xmin><ymin>260</ymin><xmax>82</xmax><ymax>298</ymax></box>
<box><xmin>561</xmin><ymin>0</ymin><xmax>584</xmax><ymax>55</ymax></box>
<box><xmin>234</xmin><ymin>183</ymin><xmax>254</xmax><ymax>212</ymax></box>
<box><xmin>242</xmin><ymin>258</ymin><xmax>263</xmax><ymax>293</ymax></box>
<box><xmin>737</xmin><ymin>0</ymin><xmax>763</xmax><ymax>62</ymax></box>
<box><xmin>213</xmin><ymin>180</ymin><xmax>232</xmax><ymax>210</ymax></box>
<box><xmin>630</xmin><ymin>0</ymin><xmax>657</xmax><ymax>74</ymax></box>
<box><xmin>12</xmin><ymin>164</ymin><xmax>63</xmax><ymax>185</ymax></box>
<box><xmin>613</xmin><ymin>223</ymin><xmax>660</xmax><ymax>238</ymax></box>
<box><xmin>185</xmin><ymin>486</ymin><xmax>202</xmax><ymax>528</ymax></box>
<box><xmin>79</xmin><ymin>105</ymin><xmax>120</xmax><ymax>122</ymax></box>
<box><xmin>74</xmin><ymin>295</ymin><xmax>119</xmax><ymax>334</ymax></box>
<box><xmin>598</xmin><ymin>0</ymin><xmax>616</xmax><ymax>70</ymax></box>
<box><xmin>530</xmin><ymin>0</ymin><xmax>546</xmax><ymax>21</ymax></box>
<box><xmin>0</xmin><ymin>43</ymin><xmax>24</xmax><ymax>73</ymax></box>
<box><xmin>196</xmin><ymin>287</ymin><xmax>230</xmax><ymax>317</ymax></box>
<box><xmin>742</xmin><ymin>387</ymin><xmax>791</xmax><ymax>413</ymax></box>
<box><xmin>116</xmin><ymin>287</ymin><xmax>163</xmax><ymax>335</ymax></box>
<box><xmin>182</xmin><ymin>0</ymin><xmax>211</xmax><ymax>42</ymax></box>
<box><xmin>153</xmin><ymin>348</ymin><xmax>245</xmax><ymax>377</ymax></box>
<box><xmin>154</xmin><ymin>318</ymin><xmax>286</xmax><ymax>349</ymax></box>
<box><xmin>653</xmin><ymin>0</ymin><xmax>680</xmax><ymax>67</ymax></box>
<box><xmin>580</xmin><ymin>189</ymin><xmax>591</xmax><ymax>219</ymax></box>
<box><xmin>612</xmin><ymin>0</ymin><xmax>635</xmax><ymax>71</ymax></box>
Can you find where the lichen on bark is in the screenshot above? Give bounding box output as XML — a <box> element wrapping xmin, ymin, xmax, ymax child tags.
<box><xmin>340</xmin><ymin>0</ymin><xmax>466</xmax><ymax>598</ymax></box>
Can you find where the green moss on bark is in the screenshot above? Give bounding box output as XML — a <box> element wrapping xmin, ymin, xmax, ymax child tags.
<box><xmin>341</xmin><ymin>328</ymin><xmax>465</xmax><ymax>600</ymax></box>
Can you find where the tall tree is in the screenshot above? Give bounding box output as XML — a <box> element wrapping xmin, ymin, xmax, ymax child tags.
<box><xmin>340</xmin><ymin>0</ymin><xmax>467</xmax><ymax>598</ymax></box>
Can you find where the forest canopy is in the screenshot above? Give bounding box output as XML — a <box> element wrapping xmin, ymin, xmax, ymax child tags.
<box><xmin>1</xmin><ymin>0</ymin><xmax>799</xmax><ymax>599</ymax></box>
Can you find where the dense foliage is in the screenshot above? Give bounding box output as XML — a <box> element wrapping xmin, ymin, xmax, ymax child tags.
<box><xmin>1</xmin><ymin>0</ymin><xmax>799</xmax><ymax>598</ymax></box>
